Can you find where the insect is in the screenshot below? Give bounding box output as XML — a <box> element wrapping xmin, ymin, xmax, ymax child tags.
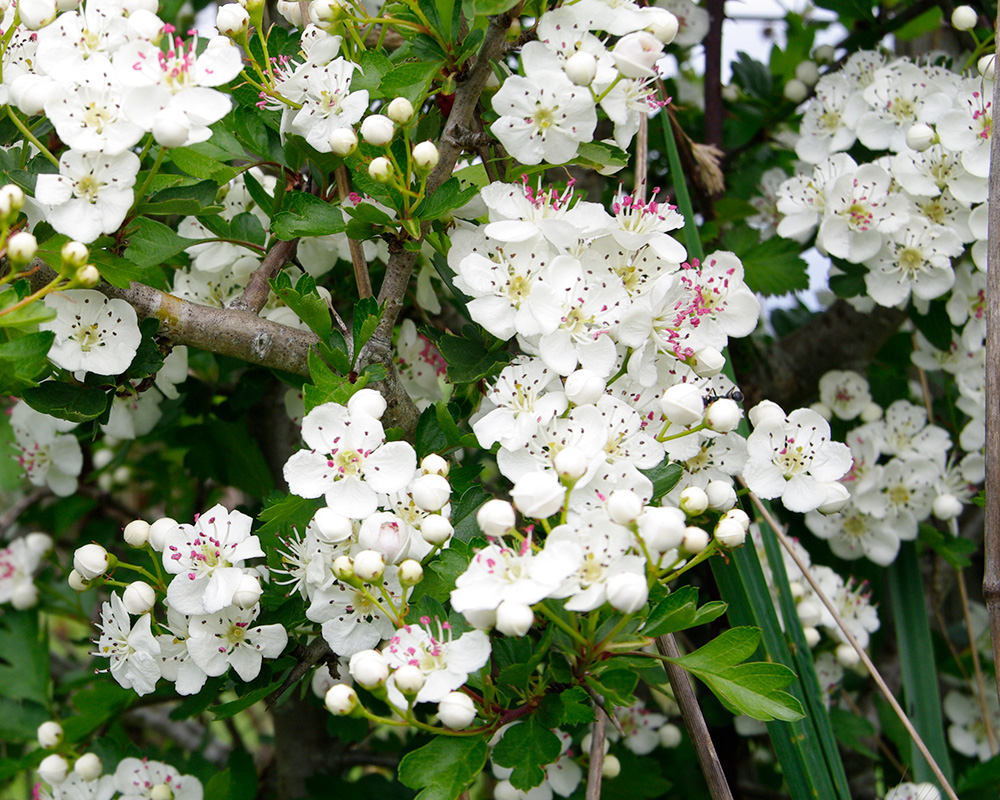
<box><xmin>703</xmin><ymin>387</ymin><xmax>744</xmax><ymax>407</ymax></box>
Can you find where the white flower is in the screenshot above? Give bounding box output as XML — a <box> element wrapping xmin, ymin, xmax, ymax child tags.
<box><xmin>92</xmin><ymin>593</ymin><xmax>162</xmax><ymax>696</ymax></box>
<box><xmin>156</xmin><ymin>606</ymin><xmax>209</xmax><ymax>696</ymax></box>
<box><xmin>876</xmin><ymin>400</ymin><xmax>951</xmax><ymax>461</ymax></box>
<box><xmin>816</xmin><ymin>164</ymin><xmax>909</xmax><ymax>262</ymax></box>
<box><xmin>41</xmin><ymin>290</ymin><xmax>142</xmax><ymax>377</ymax></box>
<box><xmin>283</xmin><ymin>401</ymin><xmax>416</xmax><ymax>519</ymax></box>
<box><xmin>35</xmin><ymin>149</ymin><xmax>140</xmax><ymax>243</ymax></box>
<box><xmin>161</xmin><ymin>505</ymin><xmax>265</xmax><ymax>615</ymax></box>
<box><xmin>818</xmin><ymin>370</ymin><xmax>872</xmax><ymax>420</ymax></box>
<box><xmin>743</xmin><ymin>405</ymin><xmax>853</xmax><ymax>513</ymax></box>
<box><xmin>805</xmin><ymin>503</ymin><xmax>900</xmax><ymax>565</ymax></box>
<box><xmin>289</xmin><ymin>60</ymin><xmax>369</xmax><ymax>152</ymax></box>
<box><xmin>34</xmin><ymin>3</ymin><xmax>129</xmax><ymax>79</ymax></box>
<box><xmin>863</xmin><ymin>220</ymin><xmax>962</xmax><ymax>307</ymax></box>
<box><xmin>854</xmin><ymin>63</ymin><xmax>951</xmax><ymax>152</ymax></box>
<box><xmin>114</xmin><ymin>758</ymin><xmax>203</xmax><ymax>800</ymax></box>
<box><xmin>936</xmin><ymin>79</ymin><xmax>994</xmax><ymax>178</ymax></box>
<box><xmin>885</xmin><ymin>783</ymin><xmax>941</xmax><ymax>800</ymax></box>
<box><xmin>795</xmin><ymin>75</ymin><xmax>862</xmax><ymax>163</ymax></box>
<box><xmin>186</xmin><ymin>604</ymin><xmax>288</xmax><ymax>681</ymax></box>
<box><xmin>473</xmin><ymin>358</ymin><xmax>568</xmax><ymax>450</ymax></box>
<box><xmin>0</xmin><ymin>537</ymin><xmax>47</xmax><ymax>609</ymax></box>
<box><xmin>610</xmin><ymin>700</ymin><xmax>667</xmax><ymax>754</ymax></box>
<box><xmin>10</xmin><ymin>402</ymin><xmax>83</xmax><ymax>497</ymax></box>
<box><xmin>307</xmin><ymin>569</ymin><xmax>405</xmax><ymax>656</ymax></box>
<box><xmin>944</xmin><ymin>686</ymin><xmax>1000</xmax><ymax>762</ymax></box>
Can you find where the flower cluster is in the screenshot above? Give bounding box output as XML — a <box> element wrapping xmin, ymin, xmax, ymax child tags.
<box><xmin>0</xmin><ymin>532</ymin><xmax>52</xmax><ymax>610</ymax></box>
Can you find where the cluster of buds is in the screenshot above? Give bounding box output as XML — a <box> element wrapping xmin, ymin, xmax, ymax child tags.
<box><xmin>36</xmin><ymin>721</ymin><xmax>103</xmax><ymax>785</ymax></box>
<box><xmin>354</xmin><ymin>98</ymin><xmax>439</xmax><ymax>184</ymax></box>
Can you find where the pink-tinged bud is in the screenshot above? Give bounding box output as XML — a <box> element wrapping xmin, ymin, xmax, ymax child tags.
<box><xmin>612</xmin><ymin>31</ymin><xmax>664</xmax><ymax>79</ymax></box>
<box><xmin>605</xmin><ymin>571</ymin><xmax>648</xmax><ymax>614</ymax></box>
<box><xmin>438</xmin><ymin>691</ymin><xmax>476</xmax><ymax>729</ymax></box>
<box><xmin>73</xmin><ymin>543</ymin><xmax>109</xmax><ymax>581</ymax></box>
<box><xmin>325</xmin><ymin>683</ymin><xmax>359</xmax><ymax>715</ymax></box>
<box><xmin>349</xmin><ymin>649</ymin><xmax>389</xmax><ymax>688</ymax></box>
<box><xmin>122</xmin><ymin>581</ymin><xmax>156</xmax><ymax>615</ymax></box>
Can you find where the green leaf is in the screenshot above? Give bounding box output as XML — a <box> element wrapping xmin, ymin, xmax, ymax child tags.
<box><xmin>910</xmin><ymin>299</ymin><xmax>954</xmax><ymax>352</ymax></box>
<box><xmin>437</xmin><ymin>329</ymin><xmax>512</xmax><ymax>384</ymax></box>
<box><xmin>731</xmin><ymin>51</ymin><xmax>774</xmax><ymax>99</ymax></box>
<box><xmin>232</xmin><ymin>212</ymin><xmax>267</xmax><ymax>248</ymax></box>
<box><xmin>62</xmin><ymin>683</ymin><xmax>133</xmax><ymax>742</ymax></box>
<box><xmin>0</xmin><ymin>698</ymin><xmax>50</xmax><ymax>742</ymax></box>
<box><xmin>586</xmin><ymin>668</ymin><xmax>639</xmax><ymax>707</ymax></box>
<box><xmin>257</xmin><ymin>493</ymin><xmax>321</xmax><ymax>539</ymax></box>
<box><xmin>415</xmin><ymin>404</ymin><xmax>449</xmax><ymax>458</ymax></box>
<box><xmin>178</xmin><ymin>418</ymin><xmax>275</xmax><ymax>497</ymax></box>
<box><xmin>473</xmin><ymin>0</ymin><xmax>522</xmax><ymax>14</ymax></box>
<box><xmin>413</xmin><ymin>177</ymin><xmax>478</xmax><ymax>222</ymax></box>
<box><xmin>0</xmin><ymin>284</ymin><xmax>56</xmax><ymax>328</ymax></box>
<box><xmin>828</xmin><ymin>707</ymin><xmax>880</xmax><ymax>760</ymax></box>
<box><xmin>21</xmin><ymin>381</ymin><xmax>110</xmax><ymax>422</ymax></box>
<box><xmin>918</xmin><ymin>522</ymin><xmax>978</xmax><ymax>568</ymax></box>
<box><xmin>671</xmin><ymin>626</ymin><xmax>761</xmax><ymax>672</ymax></box>
<box><xmin>639</xmin><ymin>458</ymin><xmax>683</xmax><ymax>502</ymax></box>
<box><xmin>139</xmin><ymin>179</ymin><xmax>221</xmax><ymax>216</ymax></box>
<box><xmin>398</xmin><ymin>735</ymin><xmax>489</xmax><ymax>800</ymax></box>
<box><xmin>351</xmin><ymin>49</ymin><xmax>394</xmax><ymax>95</ymax></box>
<box><xmin>643</xmin><ymin>586</ymin><xmax>727</xmax><ymax>637</ymax></box>
<box><xmin>125</xmin><ymin>217</ymin><xmax>194</xmax><ymax>270</ymax></box>
<box><xmin>555</xmin><ymin>686</ymin><xmax>595</xmax><ymax>726</ymax></box>
<box><xmin>492</xmin><ymin>719</ymin><xmax>562</xmax><ymax>790</ymax></box>
<box><xmin>304</xmin><ymin>348</ymin><xmax>362</xmax><ymax>411</ymax></box>
<box><xmin>0</xmin><ymin>610</ymin><xmax>49</xmax><ymax>704</ymax></box>
<box><xmin>379</xmin><ymin>61</ymin><xmax>442</xmax><ymax>104</ymax></box>
<box><xmin>723</xmin><ymin>227</ymin><xmax>809</xmax><ymax>296</ymax></box>
<box><xmin>895</xmin><ymin>6</ymin><xmax>943</xmax><ymax>40</ymax></box>
<box><xmin>0</xmin><ymin>331</ymin><xmax>54</xmax><ymax>394</ymax></box>
<box><xmin>574</xmin><ymin>141</ymin><xmax>630</xmax><ymax>171</ymax></box>
<box><xmin>90</xmin><ymin>247</ymin><xmax>166</xmax><ymax>289</ymax></box>
<box><xmin>168</xmin><ymin>146</ymin><xmax>237</xmax><ymax>183</ymax></box>
<box><xmin>690</xmin><ymin>661</ymin><xmax>804</xmax><ymax>722</ymax></box>
<box><xmin>270</xmin><ymin>272</ymin><xmax>333</xmax><ymax>341</ymax></box>
<box><xmin>352</xmin><ymin>296</ymin><xmax>383</xmax><ymax>359</ymax></box>
<box><xmin>272</xmin><ymin>192</ymin><xmax>348</xmax><ymax>239</ymax></box>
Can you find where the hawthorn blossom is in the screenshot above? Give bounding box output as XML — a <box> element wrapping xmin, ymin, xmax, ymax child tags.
<box><xmin>186</xmin><ymin>604</ymin><xmax>288</xmax><ymax>682</ymax></box>
<box><xmin>114</xmin><ymin>758</ymin><xmax>203</xmax><ymax>800</ymax></box>
<box><xmin>863</xmin><ymin>220</ymin><xmax>962</xmax><ymax>307</ymax></box>
<box><xmin>288</xmin><ymin>59</ymin><xmax>369</xmax><ymax>152</ymax></box>
<box><xmin>473</xmin><ymin>358</ymin><xmax>568</xmax><ymax>450</ymax></box>
<box><xmin>818</xmin><ymin>370</ymin><xmax>871</xmax><ymax>420</ymax></box>
<box><xmin>795</xmin><ymin>74</ymin><xmax>862</xmax><ymax>163</ymax></box>
<box><xmin>9</xmin><ymin>402</ymin><xmax>83</xmax><ymax>497</ymax></box>
<box><xmin>92</xmin><ymin>593</ymin><xmax>162</xmax><ymax>696</ymax></box>
<box><xmin>41</xmin><ymin>289</ymin><xmax>142</xmax><ymax>377</ymax></box>
<box><xmin>307</xmin><ymin>570</ymin><xmax>405</xmax><ymax>656</ymax></box>
<box><xmin>37</xmin><ymin>773</ymin><xmax>116</xmax><ymax>800</ymax></box>
<box><xmin>937</xmin><ymin>81</ymin><xmax>994</xmax><ymax>178</ymax></box>
<box><xmin>805</xmin><ymin>503</ymin><xmax>900</xmax><ymax>565</ymax></box>
<box><xmin>610</xmin><ymin>699</ymin><xmax>669</xmax><ymax>754</ymax></box>
<box><xmin>156</xmin><ymin>607</ymin><xmax>209</xmax><ymax>696</ymax></box>
<box><xmin>944</xmin><ymin>686</ymin><xmax>1000</xmax><ymax>762</ymax></box>
<box><xmin>816</xmin><ymin>164</ymin><xmax>909</xmax><ymax>262</ymax></box>
<box><xmin>0</xmin><ymin>534</ymin><xmax>50</xmax><ymax>609</ymax></box>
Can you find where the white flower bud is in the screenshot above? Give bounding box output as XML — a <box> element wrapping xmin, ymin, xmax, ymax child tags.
<box><xmin>495</xmin><ymin>600</ymin><xmax>534</xmax><ymax>637</ymax></box>
<box><xmin>74</xmin><ymin>753</ymin><xmax>102</xmax><ymax>781</ymax></box>
<box><xmin>368</xmin><ymin>157</ymin><xmax>392</xmax><ymax>183</ymax></box>
<box><xmin>681</xmin><ymin>526</ymin><xmax>710</xmax><ymax>555</ymax></box>
<box><xmin>361</xmin><ymin>114</ymin><xmax>395</xmax><ymax>146</ymax></box>
<box><xmin>705</xmin><ymin>481</ymin><xmax>737</xmax><ymax>512</ymax></box>
<box><xmin>722</xmin><ymin>508</ymin><xmax>750</xmax><ymax>529</ymax></box>
<box><xmin>905</xmin><ymin>123</ymin><xmax>935</xmax><ymax>152</ymax></box>
<box><xmin>0</xmin><ymin>184</ymin><xmax>25</xmax><ymax>218</ymax></box>
<box><xmin>679</xmin><ymin>486</ymin><xmax>709</xmax><ymax>516</ymax></box>
<box><xmin>150</xmin><ymin>784</ymin><xmax>173</xmax><ymax>800</ymax></box>
<box><xmin>11</xmin><ymin>74</ymin><xmax>55</xmax><ymax>115</ymax></box>
<box><xmin>638</xmin><ymin>506</ymin><xmax>687</xmax><ymax>554</ymax></box>
<box><xmin>705</xmin><ymin>398</ymin><xmax>742</xmax><ymax>432</ymax></box>
<box><xmin>421</xmin><ymin>515</ymin><xmax>454</xmax><ymax>545</ymax></box>
<box><xmin>606</xmin><ymin>571</ymin><xmax>649</xmax><ymax>614</ymax></box>
<box><xmin>645</xmin><ymin>7</ymin><xmax>679</xmax><ymax>43</ymax></box>
<box><xmin>347</xmin><ymin>388</ymin><xmax>387</xmax><ymax>420</ymax></box>
<box><xmin>951</xmin><ymin>5</ymin><xmax>978</xmax><ymax>30</ymax></box>
<box><xmin>60</xmin><ymin>240</ymin><xmax>90</xmax><ymax>268</ymax></box>
<box><xmin>352</xmin><ymin>549</ymin><xmax>385</xmax><ymax>582</ymax></box>
<box><xmin>978</xmin><ymin>54</ymin><xmax>996</xmax><ymax>79</ymax></box>
<box><xmin>412</xmin><ymin>140</ymin><xmax>439</xmax><ymax>171</ymax></box>
<box><xmin>314</xmin><ymin>507</ymin><xmax>354</xmax><ymax>543</ymax></box>
<box><xmin>19</xmin><ymin>0</ymin><xmax>58</xmax><ymax>29</ymax></box>
<box><xmin>859</xmin><ymin>402</ymin><xmax>883</xmax><ymax>423</ymax></box>
<box><xmin>75</xmin><ymin>265</ymin><xmax>101</xmax><ymax>288</ymax></box>
<box><xmin>794</xmin><ymin>60</ymin><xmax>819</xmax><ymax>87</ymax></box>
<box><xmin>325</xmin><ymin>683</ymin><xmax>359</xmax><ymax>715</ymax></box>
<box><xmin>39</xmin><ymin>754</ymin><xmax>69</xmax><ymax>785</ymax></box>
<box><xmin>477</xmin><ymin>499</ymin><xmax>515</xmax><ymax>536</ymax></box>
<box><xmin>37</xmin><ymin>721</ymin><xmax>63</xmax><ymax>749</ymax></box>
<box><xmin>689</xmin><ymin>347</ymin><xmax>726</xmax><ymax>377</ymax></box>
<box><xmin>153</xmin><ymin>113</ymin><xmax>191</xmax><ymax>148</ymax></box>
<box><xmin>8</xmin><ymin>232</ymin><xmax>37</xmax><ymax>264</ymax></box>
<box><xmin>122</xmin><ymin>581</ymin><xmax>156</xmax><ymax>615</ymax></box>
<box><xmin>421</xmin><ymin>454</ymin><xmax>449</xmax><ymax>476</ymax></box>
<box><xmin>607</xmin><ymin>489</ymin><xmax>643</xmax><ymax>525</ymax></box>
<box><xmin>796</xmin><ymin>599</ymin><xmax>822</xmax><ymax>627</ymax></box>
<box><xmin>813</xmin><ymin>44</ymin><xmax>835</xmax><ymax>63</ymax></box>
<box><xmin>438</xmin><ymin>691</ymin><xmax>476</xmax><ymax>729</ymax></box>
<box><xmin>494</xmin><ymin>781</ymin><xmax>520</xmax><ymax>800</ymax></box>
<box><xmin>217</xmin><ymin>3</ymin><xmax>249</xmax><ymax>36</ymax></box>
<box><xmin>358</xmin><ymin>514</ymin><xmax>409</xmax><ymax>564</ymax></box>
<box><xmin>714</xmin><ymin>519</ymin><xmax>746</xmax><ymax>549</ymax></box>
<box><xmin>24</xmin><ymin>532</ymin><xmax>52</xmax><ymax>558</ymax></box>
<box><xmin>564</xmin><ymin>51</ymin><xmax>597</xmax><ymax>86</ymax></box>
<box><xmin>659</xmin><ymin>723</ymin><xmax>682</xmax><ymax>748</ymax></box>
<box><xmin>749</xmin><ymin>400</ymin><xmax>786</xmax><ymax>428</ymax></box>
<box><xmin>276</xmin><ymin>0</ymin><xmax>303</xmax><ymax>25</ymax></box>
<box><xmin>329</xmin><ymin>128</ymin><xmax>358</xmax><ymax>156</ymax></box>
<box><xmin>411</xmin><ymin>473</ymin><xmax>452</xmax><ymax>512</ymax></box>
<box><xmin>932</xmin><ymin>493</ymin><xmax>963</xmax><ymax>521</ymax></box>
<box><xmin>12</xmin><ymin>581</ymin><xmax>38</xmax><ymax>609</ymax></box>
<box><xmin>564</xmin><ymin>368</ymin><xmax>606</xmax><ymax>405</ymax></box>
<box><xmin>817</xmin><ymin>482</ymin><xmax>850</xmax><ymax>515</ymax></box>
<box><xmin>835</xmin><ymin>643</ymin><xmax>860</xmax><ymax>668</ymax></box>
<box><xmin>602</xmin><ymin>754</ymin><xmax>621</xmax><ymax>779</ymax></box>
<box><xmin>310</xmin><ymin>0</ymin><xmax>348</xmax><ymax>25</ymax></box>
<box><xmin>399</xmin><ymin>559</ymin><xmax>424</xmax><ymax>586</ymax></box>
<box><xmin>512</xmin><ymin>471</ymin><xmax>565</xmax><ymax>519</ymax></box>
<box><xmin>73</xmin><ymin>544</ymin><xmax>109</xmax><ymax>581</ymax></box>
<box><xmin>803</xmin><ymin>626</ymin><xmax>821</xmax><ymax>648</ymax></box>
<box><xmin>232</xmin><ymin>574</ymin><xmax>263</xmax><ymax>608</ymax></box>
<box><xmin>147</xmin><ymin>518</ymin><xmax>177</xmax><ymax>552</ymax></box>
<box><xmin>553</xmin><ymin>446</ymin><xmax>588</xmax><ymax>481</ymax></box>
<box><xmin>332</xmin><ymin>555</ymin><xmax>355</xmax><ymax>580</ymax></box>
<box><xmin>612</xmin><ymin>31</ymin><xmax>664</xmax><ymax>79</ymax></box>
<box><xmin>68</xmin><ymin>570</ymin><xmax>90</xmax><ymax>592</ymax></box>
<box><xmin>462</xmin><ymin>607</ymin><xmax>496</xmax><ymax>630</ymax></box>
<box><xmin>783</xmin><ymin>78</ymin><xmax>809</xmax><ymax>103</ymax></box>
<box><xmin>660</xmin><ymin>383</ymin><xmax>704</xmax><ymax>427</ymax></box>
<box><xmin>386</xmin><ymin>97</ymin><xmax>415</xmax><ymax>125</ymax></box>
<box><xmin>349</xmin><ymin>649</ymin><xmax>389</xmax><ymax>688</ymax></box>
<box><xmin>393</xmin><ymin>663</ymin><xmax>426</xmax><ymax>695</ymax></box>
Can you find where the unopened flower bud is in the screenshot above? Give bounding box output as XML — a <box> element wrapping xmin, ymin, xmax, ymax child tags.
<box><xmin>659</xmin><ymin>723</ymin><xmax>682</xmax><ymax>748</ymax></box>
<box><xmin>347</xmin><ymin>388</ymin><xmax>387</xmax><ymax>420</ymax></box>
<box><xmin>12</xmin><ymin>581</ymin><xmax>38</xmax><ymax>609</ymax></box>
<box><xmin>689</xmin><ymin>347</ymin><xmax>726</xmax><ymax>377</ymax></box>
<box><xmin>783</xmin><ymin>78</ymin><xmax>808</xmax><ymax>103</ymax></box>
<box><xmin>554</xmin><ymin>446</ymin><xmax>588</xmax><ymax>482</ymax></box>
<box><xmin>803</xmin><ymin>626</ymin><xmax>821</xmax><ymax>647</ymax></box>
<box><xmin>75</xmin><ymin>265</ymin><xmax>101</xmax><ymax>287</ymax></box>
<box><xmin>722</xmin><ymin>508</ymin><xmax>750</xmax><ymax>529</ymax></box>
<box><xmin>150</xmin><ymin>784</ymin><xmax>173</xmax><ymax>800</ymax></box>
<box><xmin>393</xmin><ymin>663</ymin><xmax>425</xmax><ymax>695</ymax></box>
<box><xmin>232</xmin><ymin>574</ymin><xmax>263</xmax><ymax>608</ymax></box>
<box><xmin>386</xmin><ymin>97</ymin><xmax>414</xmax><ymax>125</ymax></box>
<box><xmin>361</xmin><ymin>114</ymin><xmax>394</xmax><ymax>146</ymax></box>
<box><xmin>421</xmin><ymin>515</ymin><xmax>454</xmax><ymax>545</ymax></box>
<box><xmin>333</xmin><ymin>555</ymin><xmax>355</xmax><ymax>580</ymax></box>
<box><xmin>660</xmin><ymin>383</ymin><xmax>704</xmax><ymax>427</ymax></box>
<box><xmin>368</xmin><ymin>157</ymin><xmax>392</xmax><ymax>183</ymax></box>
<box><xmin>602</xmin><ymin>754</ymin><xmax>621</xmax><ymax>779</ymax></box>
<box><xmin>61</xmin><ymin>240</ymin><xmax>89</xmax><ymax>268</ymax></box>
<box><xmin>817</xmin><ymin>482</ymin><xmax>850</xmax><ymax>515</ymax></box>
<box><xmin>421</xmin><ymin>454</ymin><xmax>449</xmax><ymax>476</ymax></box>
<box><xmin>314</xmin><ymin>507</ymin><xmax>353</xmax><ymax>543</ymax></box>
<box><xmin>951</xmin><ymin>5</ymin><xmax>978</xmax><ymax>30</ymax></box>
<box><xmin>0</xmin><ymin>184</ymin><xmax>25</xmax><ymax>218</ymax></box>
<box><xmin>216</xmin><ymin>3</ymin><xmax>249</xmax><ymax>36</ymax></box>
<box><xmin>37</xmin><ymin>721</ymin><xmax>63</xmax><ymax>749</ymax></box>
<box><xmin>8</xmin><ymin>231</ymin><xmax>37</xmax><ymax>264</ymax></box>
<box><xmin>74</xmin><ymin>753</ymin><xmax>102</xmax><ymax>781</ymax></box>
<box><xmin>645</xmin><ymin>7</ymin><xmax>679</xmax><ymax>43</ymax></box>
<box><xmin>12</xmin><ymin>74</ymin><xmax>55</xmax><ymax>115</ymax></box>
<box><xmin>835</xmin><ymin>643</ymin><xmax>860</xmax><ymax>668</ymax></box>
<box><xmin>979</xmin><ymin>54</ymin><xmax>996</xmax><ymax>79</ymax></box>
<box><xmin>565</xmin><ymin>51</ymin><xmax>597</xmax><ymax>85</ymax></box>
<box><xmin>638</xmin><ymin>506</ymin><xmax>686</xmax><ymax>554</ymax></box>
<box><xmin>399</xmin><ymin>559</ymin><xmax>423</xmax><ymax>586</ymax></box>
<box><xmin>749</xmin><ymin>400</ymin><xmax>786</xmax><ymax>428</ymax></box>
<box><xmin>564</xmin><ymin>368</ymin><xmax>605</xmax><ymax>405</ymax></box>
<box><xmin>681</xmin><ymin>526</ymin><xmax>710</xmax><ymax>555</ymax></box>
<box><xmin>477</xmin><ymin>499</ymin><xmax>515</xmax><ymax>536</ymax></box>
<box><xmin>329</xmin><ymin>128</ymin><xmax>358</xmax><ymax>156</ymax></box>
<box><xmin>932</xmin><ymin>493</ymin><xmax>963</xmax><ymax>521</ymax></box>
<box><xmin>512</xmin><ymin>471</ymin><xmax>565</xmax><ymax>518</ymax></box>
<box><xmin>721</xmin><ymin>84</ymin><xmax>739</xmax><ymax>102</ymax></box>
<box><xmin>122</xmin><ymin>581</ymin><xmax>156</xmax><ymax>615</ymax></box>
<box><xmin>679</xmin><ymin>486</ymin><xmax>709</xmax><ymax>516</ymax></box>
<box><xmin>906</xmin><ymin>123</ymin><xmax>935</xmax><ymax>152</ymax></box>
<box><xmin>607</xmin><ymin>489</ymin><xmax>643</xmax><ymax>525</ymax></box>
<box><xmin>714</xmin><ymin>519</ymin><xmax>746</xmax><ymax>549</ymax></box>
<box><xmin>438</xmin><ymin>691</ymin><xmax>476</xmax><ymax>729</ymax></box>
<box><xmin>701</xmin><ymin>482</ymin><xmax>733</xmax><ymax>513</ymax></box>
<box><xmin>796</xmin><ymin>599</ymin><xmax>822</xmax><ymax>627</ymax></box>
<box><xmin>309</xmin><ymin>0</ymin><xmax>347</xmax><ymax>25</ymax></box>
<box><xmin>153</xmin><ymin>114</ymin><xmax>190</xmax><ymax>148</ymax></box>
<box><xmin>24</xmin><ymin>532</ymin><xmax>52</xmax><ymax>558</ymax></box>
<box><xmin>349</xmin><ymin>649</ymin><xmax>389</xmax><ymax>688</ymax></box>
<box><xmin>20</xmin><ymin>0</ymin><xmax>58</xmax><ymax>29</ymax></box>
<box><xmin>859</xmin><ymin>402</ymin><xmax>883</xmax><ymax>422</ymax></box>
<box><xmin>794</xmin><ymin>60</ymin><xmax>819</xmax><ymax>86</ymax></box>
<box><xmin>495</xmin><ymin>600</ymin><xmax>534</xmax><ymax>637</ymax></box>
<box><xmin>73</xmin><ymin>543</ymin><xmax>109</xmax><ymax>581</ymax></box>
<box><xmin>463</xmin><ymin>607</ymin><xmax>497</xmax><ymax>630</ymax></box>
<box><xmin>411</xmin><ymin>473</ymin><xmax>452</xmax><ymax>512</ymax></box>
<box><xmin>705</xmin><ymin>398</ymin><xmax>742</xmax><ymax>432</ymax></box>
<box><xmin>39</xmin><ymin>754</ymin><xmax>69</xmax><ymax>785</ymax></box>
<box><xmin>148</xmin><ymin>517</ymin><xmax>177</xmax><ymax>552</ymax></box>
<box><xmin>813</xmin><ymin>44</ymin><xmax>835</xmax><ymax>63</ymax></box>
<box><xmin>412</xmin><ymin>140</ymin><xmax>439</xmax><ymax>171</ymax></box>
<box><xmin>353</xmin><ymin>549</ymin><xmax>385</xmax><ymax>582</ymax></box>
<box><xmin>495</xmin><ymin>781</ymin><xmax>520</xmax><ymax>800</ymax></box>
<box><xmin>325</xmin><ymin>683</ymin><xmax>359</xmax><ymax>715</ymax></box>
<box><xmin>612</xmin><ymin>31</ymin><xmax>664</xmax><ymax>79</ymax></box>
<box><xmin>606</xmin><ymin>571</ymin><xmax>648</xmax><ymax>614</ymax></box>
<box><xmin>68</xmin><ymin>570</ymin><xmax>90</xmax><ymax>592</ymax></box>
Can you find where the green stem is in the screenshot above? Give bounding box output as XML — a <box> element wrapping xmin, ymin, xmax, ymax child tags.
<box><xmin>656</xmin><ymin>90</ymin><xmax>704</xmax><ymax>261</ymax></box>
<box><xmin>536</xmin><ymin>604</ymin><xmax>589</xmax><ymax>646</ymax></box>
<box><xmin>7</xmin><ymin>108</ymin><xmax>59</xmax><ymax>167</ymax></box>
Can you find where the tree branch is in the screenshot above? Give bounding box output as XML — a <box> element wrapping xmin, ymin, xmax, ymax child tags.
<box><xmin>228</xmin><ymin>237</ymin><xmax>299</xmax><ymax>314</ymax></box>
<box><xmin>585</xmin><ymin>709</ymin><xmax>606</xmax><ymax>800</ymax></box>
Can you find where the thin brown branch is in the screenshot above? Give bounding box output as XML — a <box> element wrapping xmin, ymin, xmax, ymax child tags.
<box><xmin>655</xmin><ymin>634</ymin><xmax>735</xmax><ymax>800</ymax></box>
<box><xmin>335</xmin><ymin>166</ymin><xmax>373</xmax><ymax>299</ymax></box>
<box><xmin>957</xmin><ymin>566</ymin><xmax>999</xmax><ymax>754</ymax></box>
<box><xmin>635</xmin><ymin>113</ymin><xmax>649</xmax><ymax>199</ymax></box>
<box><xmin>267</xmin><ymin>637</ymin><xmax>333</xmax><ymax>710</ymax></box>
<box><xmin>0</xmin><ymin>487</ymin><xmax>51</xmax><ymax>537</ymax></box>
<box><xmin>585</xmin><ymin>708</ymin><xmax>606</xmax><ymax>800</ymax></box>
<box><xmin>703</xmin><ymin>0</ymin><xmax>725</xmax><ymax>153</ymax></box>
<box><xmin>229</xmin><ymin>238</ymin><xmax>299</xmax><ymax>314</ymax></box>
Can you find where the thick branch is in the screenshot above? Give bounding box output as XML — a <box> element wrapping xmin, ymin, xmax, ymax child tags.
<box><xmin>703</xmin><ymin>0</ymin><xmax>724</xmax><ymax>153</ymax></box>
<box><xmin>228</xmin><ymin>237</ymin><xmax>299</xmax><ymax>314</ymax></box>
